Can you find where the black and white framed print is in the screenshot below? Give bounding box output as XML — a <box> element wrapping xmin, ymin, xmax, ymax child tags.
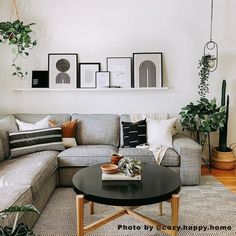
<box><xmin>48</xmin><ymin>53</ymin><xmax>78</xmax><ymax>89</ymax></box>
<box><xmin>107</xmin><ymin>57</ymin><xmax>132</xmax><ymax>88</ymax></box>
<box><xmin>96</xmin><ymin>71</ymin><xmax>110</xmax><ymax>88</ymax></box>
<box><xmin>133</xmin><ymin>53</ymin><xmax>163</xmax><ymax>88</ymax></box>
<box><xmin>78</xmin><ymin>63</ymin><xmax>101</xmax><ymax>88</ymax></box>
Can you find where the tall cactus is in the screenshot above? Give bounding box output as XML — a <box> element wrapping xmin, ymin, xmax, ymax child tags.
<box><xmin>219</xmin><ymin>80</ymin><xmax>229</xmax><ymax>151</ymax></box>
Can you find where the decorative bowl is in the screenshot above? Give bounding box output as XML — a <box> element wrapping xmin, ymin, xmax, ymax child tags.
<box><xmin>101</xmin><ymin>164</ymin><xmax>118</xmax><ymax>174</ymax></box>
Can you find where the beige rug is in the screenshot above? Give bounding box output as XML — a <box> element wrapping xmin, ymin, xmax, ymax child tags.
<box><xmin>33</xmin><ymin>176</ymin><xmax>236</xmax><ymax>236</ymax></box>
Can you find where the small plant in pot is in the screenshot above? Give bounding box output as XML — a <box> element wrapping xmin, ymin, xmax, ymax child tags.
<box><xmin>0</xmin><ymin>204</ymin><xmax>40</xmax><ymax>236</ymax></box>
<box><xmin>212</xmin><ymin>80</ymin><xmax>236</xmax><ymax>170</ymax></box>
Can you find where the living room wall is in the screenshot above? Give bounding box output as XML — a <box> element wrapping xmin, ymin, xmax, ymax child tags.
<box><xmin>0</xmin><ymin>0</ymin><xmax>236</xmax><ymax>147</ymax></box>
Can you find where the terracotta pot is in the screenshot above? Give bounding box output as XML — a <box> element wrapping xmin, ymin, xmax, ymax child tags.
<box><xmin>212</xmin><ymin>148</ymin><xmax>236</xmax><ymax>170</ymax></box>
<box><xmin>111</xmin><ymin>154</ymin><xmax>123</xmax><ymax>165</ymax></box>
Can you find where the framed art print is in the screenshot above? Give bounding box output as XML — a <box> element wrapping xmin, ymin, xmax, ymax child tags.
<box><xmin>133</xmin><ymin>53</ymin><xmax>163</xmax><ymax>88</ymax></box>
<box><xmin>78</xmin><ymin>63</ymin><xmax>101</xmax><ymax>88</ymax></box>
<box><xmin>107</xmin><ymin>57</ymin><xmax>132</xmax><ymax>88</ymax></box>
<box><xmin>48</xmin><ymin>53</ymin><xmax>78</xmax><ymax>89</ymax></box>
<box><xmin>96</xmin><ymin>71</ymin><xmax>110</xmax><ymax>88</ymax></box>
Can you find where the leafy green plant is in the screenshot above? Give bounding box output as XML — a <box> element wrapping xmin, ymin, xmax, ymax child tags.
<box><xmin>198</xmin><ymin>54</ymin><xmax>216</xmax><ymax>98</ymax></box>
<box><xmin>179</xmin><ymin>98</ymin><xmax>226</xmax><ymax>132</ymax></box>
<box><xmin>0</xmin><ymin>204</ymin><xmax>39</xmax><ymax>236</ymax></box>
<box><xmin>0</xmin><ymin>20</ymin><xmax>37</xmax><ymax>79</ymax></box>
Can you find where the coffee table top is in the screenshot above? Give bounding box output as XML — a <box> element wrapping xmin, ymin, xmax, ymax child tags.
<box><xmin>72</xmin><ymin>163</ymin><xmax>181</xmax><ymax>206</ymax></box>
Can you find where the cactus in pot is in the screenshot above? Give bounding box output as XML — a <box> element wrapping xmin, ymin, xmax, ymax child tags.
<box><xmin>218</xmin><ymin>80</ymin><xmax>231</xmax><ymax>152</ymax></box>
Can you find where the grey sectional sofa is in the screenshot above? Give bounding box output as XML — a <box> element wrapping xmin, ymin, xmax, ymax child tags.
<box><xmin>0</xmin><ymin>113</ymin><xmax>201</xmax><ymax>228</ymax></box>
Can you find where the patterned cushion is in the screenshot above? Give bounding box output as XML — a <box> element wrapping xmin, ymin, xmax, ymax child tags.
<box><xmin>0</xmin><ymin>115</ymin><xmax>18</xmax><ymax>160</ymax></box>
<box><xmin>122</xmin><ymin>119</ymin><xmax>147</xmax><ymax>147</ymax></box>
<box><xmin>9</xmin><ymin>127</ymin><xmax>64</xmax><ymax>157</ymax></box>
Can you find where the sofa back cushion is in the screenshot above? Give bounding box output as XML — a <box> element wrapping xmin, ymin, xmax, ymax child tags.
<box><xmin>72</xmin><ymin>114</ymin><xmax>120</xmax><ymax>147</ymax></box>
<box><xmin>14</xmin><ymin>113</ymin><xmax>71</xmax><ymax>125</ymax></box>
<box><xmin>0</xmin><ymin>115</ymin><xmax>19</xmax><ymax>160</ymax></box>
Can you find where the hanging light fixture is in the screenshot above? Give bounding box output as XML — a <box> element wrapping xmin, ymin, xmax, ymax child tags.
<box><xmin>204</xmin><ymin>0</ymin><xmax>218</xmax><ymax>72</ymax></box>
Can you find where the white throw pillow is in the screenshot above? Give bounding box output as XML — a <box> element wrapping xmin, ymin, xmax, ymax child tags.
<box><xmin>16</xmin><ymin>116</ymin><xmax>50</xmax><ymax>131</ymax></box>
<box><xmin>147</xmin><ymin>118</ymin><xmax>177</xmax><ymax>148</ymax></box>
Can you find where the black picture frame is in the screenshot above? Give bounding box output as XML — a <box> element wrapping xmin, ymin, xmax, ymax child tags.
<box><xmin>106</xmin><ymin>57</ymin><xmax>132</xmax><ymax>88</ymax></box>
<box><xmin>48</xmin><ymin>53</ymin><xmax>78</xmax><ymax>89</ymax></box>
<box><xmin>78</xmin><ymin>63</ymin><xmax>101</xmax><ymax>88</ymax></box>
<box><xmin>95</xmin><ymin>71</ymin><xmax>110</xmax><ymax>88</ymax></box>
<box><xmin>133</xmin><ymin>52</ymin><xmax>163</xmax><ymax>88</ymax></box>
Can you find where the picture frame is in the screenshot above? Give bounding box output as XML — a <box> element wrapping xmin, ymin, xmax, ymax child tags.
<box><xmin>96</xmin><ymin>71</ymin><xmax>110</xmax><ymax>88</ymax></box>
<box><xmin>78</xmin><ymin>63</ymin><xmax>101</xmax><ymax>88</ymax></box>
<box><xmin>133</xmin><ymin>53</ymin><xmax>163</xmax><ymax>88</ymax></box>
<box><xmin>48</xmin><ymin>53</ymin><xmax>78</xmax><ymax>89</ymax></box>
<box><xmin>106</xmin><ymin>57</ymin><xmax>132</xmax><ymax>88</ymax></box>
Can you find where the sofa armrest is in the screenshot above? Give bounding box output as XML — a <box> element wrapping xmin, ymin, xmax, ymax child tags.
<box><xmin>173</xmin><ymin>133</ymin><xmax>202</xmax><ymax>185</ymax></box>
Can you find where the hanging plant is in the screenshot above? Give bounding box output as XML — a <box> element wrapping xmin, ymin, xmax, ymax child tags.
<box><xmin>0</xmin><ymin>0</ymin><xmax>37</xmax><ymax>79</ymax></box>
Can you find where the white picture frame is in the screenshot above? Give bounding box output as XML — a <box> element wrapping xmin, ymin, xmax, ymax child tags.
<box><xmin>133</xmin><ymin>53</ymin><xmax>163</xmax><ymax>88</ymax></box>
<box><xmin>78</xmin><ymin>63</ymin><xmax>101</xmax><ymax>88</ymax></box>
<box><xmin>48</xmin><ymin>53</ymin><xmax>78</xmax><ymax>89</ymax></box>
<box><xmin>107</xmin><ymin>57</ymin><xmax>132</xmax><ymax>88</ymax></box>
<box><xmin>96</xmin><ymin>71</ymin><xmax>110</xmax><ymax>88</ymax></box>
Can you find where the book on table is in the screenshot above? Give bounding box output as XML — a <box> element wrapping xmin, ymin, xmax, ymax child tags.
<box><xmin>102</xmin><ymin>172</ymin><xmax>141</xmax><ymax>181</ymax></box>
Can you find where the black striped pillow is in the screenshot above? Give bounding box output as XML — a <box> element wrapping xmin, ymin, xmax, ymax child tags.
<box><xmin>9</xmin><ymin>127</ymin><xmax>65</xmax><ymax>157</ymax></box>
<box><xmin>122</xmin><ymin>119</ymin><xmax>147</xmax><ymax>147</ymax></box>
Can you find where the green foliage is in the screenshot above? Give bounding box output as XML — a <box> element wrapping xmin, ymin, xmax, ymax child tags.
<box><xmin>219</xmin><ymin>80</ymin><xmax>230</xmax><ymax>151</ymax></box>
<box><xmin>179</xmin><ymin>98</ymin><xmax>226</xmax><ymax>132</ymax></box>
<box><xmin>0</xmin><ymin>223</ymin><xmax>34</xmax><ymax>236</ymax></box>
<box><xmin>0</xmin><ymin>204</ymin><xmax>40</xmax><ymax>219</ymax></box>
<box><xmin>198</xmin><ymin>55</ymin><xmax>215</xmax><ymax>98</ymax></box>
<box><xmin>0</xmin><ymin>20</ymin><xmax>37</xmax><ymax>79</ymax></box>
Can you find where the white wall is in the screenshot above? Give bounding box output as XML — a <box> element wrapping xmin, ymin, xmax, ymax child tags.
<box><xmin>0</xmin><ymin>0</ymin><xmax>236</xmax><ymax>146</ymax></box>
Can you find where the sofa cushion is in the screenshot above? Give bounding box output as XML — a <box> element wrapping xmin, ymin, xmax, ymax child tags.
<box><xmin>0</xmin><ymin>186</ymin><xmax>33</xmax><ymax>227</ymax></box>
<box><xmin>58</xmin><ymin>145</ymin><xmax>118</xmax><ymax>167</ymax></box>
<box><xmin>16</xmin><ymin>115</ymin><xmax>50</xmax><ymax>130</ymax></box>
<box><xmin>72</xmin><ymin>114</ymin><xmax>120</xmax><ymax>147</ymax></box>
<box><xmin>9</xmin><ymin>127</ymin><xmax>64</xmax><ymax>157</ymax></box>
<box><xmin>0</xmin><ymin>115</ymin><xmax>18</xmax><ymax>160</ymax></box>
<box><xmin>121</xmin><ymin>119</ymin><xmax>147</xmax><ymax>147</ymax></box>
<box><xmin>0</xmin><ymin>151</ymin><xmax>58</xmax><ymax>198</ymax></box>
<box><xmin>118</xmin><ymin>147</ymin><xmax>180</xmax><ymax>167</ymax></box>
<box><xmin>0</xmin><ymin>140</ymin><xmax>5</xmax><ymax>162</ymax></box>
<box><xmin>14</xmin><ymin>114</ymin><xmax>71</xmax><ymax>125</ymax></box>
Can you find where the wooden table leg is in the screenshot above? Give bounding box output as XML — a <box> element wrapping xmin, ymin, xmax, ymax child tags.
<box><xmin>170</xmin><ymin>194</ymin><xmax>180</xmax><ymax>236</ymax></box>
<box><xmin>159</xmin><ymin>202</ymin><xmax>163</xmax><ymax>216</ymax></box>
<box><xmin>90</xmin><ymin>201</ymin><xmax>94</xmax><ymax>215</ymax></box>
<box><xmin>76</xmin><ymin>195</ymin><xmax>84</xmax><ymax>236</ymax></box>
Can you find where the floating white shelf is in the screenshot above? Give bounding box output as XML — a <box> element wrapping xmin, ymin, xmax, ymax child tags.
<box><xmin>13</xmin><ymin>87</ymin><xmax>169</xmax><ymax>92</ymax></box>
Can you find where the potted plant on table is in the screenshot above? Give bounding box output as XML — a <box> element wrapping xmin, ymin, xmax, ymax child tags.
<box><xmin>0</xmin><ymin>204</ymin><xmax>39</xmax><ymax>236</ymax></box>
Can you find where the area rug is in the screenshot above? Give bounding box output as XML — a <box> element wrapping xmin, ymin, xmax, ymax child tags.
<box><xmin>33</xmin><ymin>176</ymin><xmax>236</xmax><ymax>236</ymax></box>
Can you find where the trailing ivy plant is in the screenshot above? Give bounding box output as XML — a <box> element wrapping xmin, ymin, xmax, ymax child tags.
<box><xmin>198</xmin><ymin>54</ymin><xmax>213</xmax><ymax>98</ymax></box>
<box><xmin>0</xmin><ymin>20</ymin><xmax>37</xmax><ymax>79</ymax></box>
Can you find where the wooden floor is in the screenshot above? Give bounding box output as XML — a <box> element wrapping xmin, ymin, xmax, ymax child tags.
<box><xmin>201</xmin><ymin>164</ymin><xmax>236</xmax><ymax>194</ymax></box>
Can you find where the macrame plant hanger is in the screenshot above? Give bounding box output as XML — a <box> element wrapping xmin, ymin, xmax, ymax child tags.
<box><xmin>10</xmin><ymin>0</ymin><xmax>20</xmax><ymax>21</ymax></box>
<box><xmin>204</xmin><ymin>0</ymin><xmax>218</xmax><ymax>72</ymax></box>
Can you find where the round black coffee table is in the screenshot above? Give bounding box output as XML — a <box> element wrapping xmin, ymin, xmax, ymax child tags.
<box><xmin>72</xmin><ymin>163</ymin><xmax>181</xmax><ymax>236</ymax></box>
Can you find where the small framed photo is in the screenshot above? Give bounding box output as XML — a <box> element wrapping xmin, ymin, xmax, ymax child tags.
<box><xmin>96</xmin><ymin>71</ymin><xmax>110</xmax><ymax>88</ymax></box>
<box><xmin>107</xmin><ymin>57</ymin><xmax>132</xmax><ymax>88</ymax></box>
<box><xmin>78</xmin><ymin>63</ymin><xmax>101</xmax><ymax>88</ymax></box>
<box><xmin>48</xmin><ymin>53</ymin><xmax>78</xmax><ymax>89</ymax></box>
<box><xmin>133</xmin><ymin>53</ymin><xmax>163</xmax><ymax>88</ymax></box>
